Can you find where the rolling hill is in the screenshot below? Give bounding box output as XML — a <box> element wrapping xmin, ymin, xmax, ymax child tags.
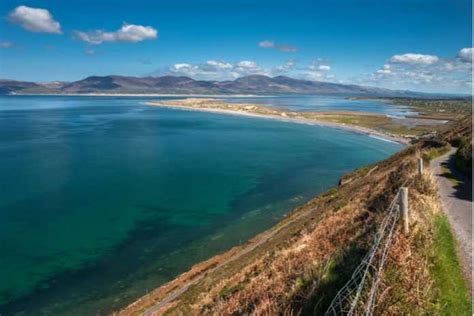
<box><xmin>0</xmin><ymin>75</ymin><xmax>429</xmax><ymax>97</ymax></box>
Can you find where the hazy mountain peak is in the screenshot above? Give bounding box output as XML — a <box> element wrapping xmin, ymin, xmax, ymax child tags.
<box><xmin>0</xmin><ymin>75</ymin><xmax>431</xmax><ymax>97</ymax></box>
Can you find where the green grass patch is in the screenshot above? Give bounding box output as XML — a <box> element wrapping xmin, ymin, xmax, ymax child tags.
<box><xmin>218</xmin><ymin>284</ymin><xmax>244</xmax><ymax>299</ymax></box>
<box><xmin>440</xmin><ymin>165</ymin><xmax>461</xmax><ymax>186</ymax></box>
<box><xmin>301</xmin><ymin>245</ymin><xmax>367</xmax><ymax>314</ymax></box>
<box><xmin>381</xmin><ymin>124</ymin><xmax>428</xmax><ymax>136</ymax></box>
<box><xmin>381</xmin><ymin>266</ymin><xmax>426</xmax><ymax>314</ymax></box>
<box><xmin>423</xmin><ymin>146</ymin><xmax>449</xmax><ymax>162</ymax></box>
<box><xmin>430</xmin><ymin>214</ymin><xmax>471</xmax><ymax>315</ymax></box>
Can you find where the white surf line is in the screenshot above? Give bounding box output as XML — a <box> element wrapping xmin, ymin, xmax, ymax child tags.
<box><xmin>368</xmin><ymin>134</ymin><xmax>400</xmax><ymax>144</ymax></box>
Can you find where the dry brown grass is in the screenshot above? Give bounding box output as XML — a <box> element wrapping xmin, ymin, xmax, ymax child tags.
<box><xmin>193</xmin><ymin>203</ymin><xmax>368</xmax><ymax>315</ymax></box>
<box><xmin>373</xmin><ymin>174</ymin><xmax>441</xmax><ymax>315</ymax></box>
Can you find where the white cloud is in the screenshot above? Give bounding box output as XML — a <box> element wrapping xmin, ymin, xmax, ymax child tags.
<box><xmin>236</xmin><ymin>60</ymin><xmax>258</xmax><ymax>68</ymax></box>
<box><xmin>233</xmin><ymin>61</ymin><xmax>265</xmax><ymax>78</ymax></box>
<box><xmin>8</xmin><ymin>5</ymin><xmax>61</xmax><ymax>34</ymax></box>
<box><xmin>258</xmin><ymin>40</ymin><xmax>298</xmax><ymax>52</ymax></box>
<box><xmin>300</xmin><ymin>60</ymin><xmax>334</xmax><ymax>81</ymax></box>
<box><xmin>206</xmin><ymin>60</ymin><xmax>232</xmax><ymax>69</ymax></box>
<box><xmin>274</xmin><ymin>60</ymin><xmax>295</xmax><ymax>73</ymax></box>
<box><xmin>74</xmin><ymin>23</ymin><xmax>157</xmax><ymax>45</ymax></box>
<box><xmin>376</xmin><ymin>64</ymin><xmax>392</xmax><ymax>74</ymax></box>
<box><xmin>458</xmin><ymin>47</ymin><xmax>473</xmax><ymax>63</ymax></box>
<box><xmin>367</xmin><ymin>49</ymin><xmax>472</xmax><ymax>93</ymax></box>
<box><xmin>173</xmin><ymin>63</ymin><xmax>193</xmax><ymax>70</ymax></box>
<box><xmin>168</xmin><ymin>63</ymin><xmax>199</xmax><ymax>76</ymax></box>
<box><xmin>162</xmin><ymin>59</ymin><xmax>334</xmax><ymax>81</ymax></box>
<box><xmin>166</xmin><ymin>60</ymin><xmax>270</xmax><ymax>80</ymax></box>
<box><xmin>389</xmin><ymin>53</ymin><xmax>439</xmax><ymax>65</ymax></box>
<box><xmin>258</xmin><ymin>40</ymin><xmax>274</xmax><ymax>48</ymax></box>
<box><xmin>0</xmin><ymin>41</ymin><xmax>13</xmax><ymax>48</ymax></box>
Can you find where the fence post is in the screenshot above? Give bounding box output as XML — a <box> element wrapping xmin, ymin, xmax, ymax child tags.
<box><xmin>417</xmin><ymin>158</ymin><xmax>424</xmax><ymax>177</ymax></box>
<box><xmin>399</xmin><ymin>187</ymin><xmax>409</xmax><ymax>235</ymax></box>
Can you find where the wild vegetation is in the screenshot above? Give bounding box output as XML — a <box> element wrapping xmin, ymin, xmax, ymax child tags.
<box><xmin>451</xmin><ymin>136</ymin><xmax>472</xmax><ymax>176</ymax></box>
<box><xmin>351</xmin><ymin>97</ymin><xmax>472</xmax><ymax>120</ymax></box>
<box><xmin>386</xmin><ymin>97</ymin><xmax>472</xmax><ymax>119</ymax></box>
<box><xmin>440</xmin><ymin>115</ymin><xmax>472</xmax><ymax>176</ymax></box>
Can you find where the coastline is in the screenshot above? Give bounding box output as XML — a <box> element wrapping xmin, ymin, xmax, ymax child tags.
<box><xmin>116</xmin><ymin>141</ymin><xmax>417</xmax><ymax>316</ymax></box>
<box><xmin>145</xmin><ymin>101</ymin><xmax>411</xmax><ymax>145</ymax></box>
<box><xmin>117</xmin><ymin>123</ymin><xmax>471</xmax><ymax>315</ymax></box>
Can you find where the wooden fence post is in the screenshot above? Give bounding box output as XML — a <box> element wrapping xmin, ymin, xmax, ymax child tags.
<box><xmin>417</xmin><ymin>158</ymin><xmax>424</xmax><ymax>177</ymax></box>
<box><xmin>399</xmin><ymin>187</ymin><xmax>409</xmax><ymax>235</ymax></box>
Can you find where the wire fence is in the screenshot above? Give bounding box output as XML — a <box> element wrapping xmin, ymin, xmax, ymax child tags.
<box><xmin>325</xmin><ymin>182</ymin><xmax>412</xmax><ymax>316</ymax></box>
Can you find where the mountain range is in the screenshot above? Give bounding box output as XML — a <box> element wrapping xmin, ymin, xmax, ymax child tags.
<box><xmin>0</xmin><ymin>75</ymin><xmax>429</xmax><ymax>97</ymax></box>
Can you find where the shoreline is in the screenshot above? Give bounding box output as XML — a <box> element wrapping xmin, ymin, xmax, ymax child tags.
<box><xmin>145</xmin><ymin>101</ymin><xmax>411</xmax><ymax>145</ymax></box>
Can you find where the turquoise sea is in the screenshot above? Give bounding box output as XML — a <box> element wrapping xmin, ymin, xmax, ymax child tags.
<box><xmin>0</xmin><ymin>96</ymin><xmax>402</xmax><ymax>315</ymax></box>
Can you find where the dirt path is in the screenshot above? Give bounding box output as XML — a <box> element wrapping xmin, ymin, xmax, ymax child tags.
<box><xmin>430</xmin><ymin>148</ymin><xmax>472</xmax><ymax>291</ymax></box>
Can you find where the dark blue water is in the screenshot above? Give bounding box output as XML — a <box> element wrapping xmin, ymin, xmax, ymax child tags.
<box><xmin>0</xmin><ymin>95</ymin><xmax>402</xmax><ymax>315</ymax></box>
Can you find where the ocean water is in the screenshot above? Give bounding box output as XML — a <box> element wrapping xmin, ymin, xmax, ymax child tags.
<box><xmin>0</xmin><ymin>96</ymin><xmax>402</xmax><ymax>315</ymax></box>
<box><xmin>223</xmin><ymin>95</ymin><xmax>417</xmax><ymax>117</ymax></box>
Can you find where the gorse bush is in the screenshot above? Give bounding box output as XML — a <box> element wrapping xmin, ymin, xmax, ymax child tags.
<box><xmin>455</xmin><ymin>135</ymin><xmax>472</xmax><ymax>176</ymax></box>
<box><xmin>449</xmin><ymin>135</ymin><xmax>465</xmax><ymax>147</ymax></box>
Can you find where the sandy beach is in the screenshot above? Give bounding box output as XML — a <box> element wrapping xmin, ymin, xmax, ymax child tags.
<box><xmin>145</xmin><ymin>100</ymin><xmax>411</xmax><ymax>145</ymax></box>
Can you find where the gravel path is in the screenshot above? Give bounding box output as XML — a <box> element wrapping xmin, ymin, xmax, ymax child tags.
<box><xmin>430</xmin><ymin>148</ymin><xmax>472</xmax><ymax>292</ymax></box>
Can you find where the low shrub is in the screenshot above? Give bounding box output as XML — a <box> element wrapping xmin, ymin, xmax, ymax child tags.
<box><xmin>455</xmin><ymin>137</ymin><xmax>472</xmax><ymax>176</ymax></box>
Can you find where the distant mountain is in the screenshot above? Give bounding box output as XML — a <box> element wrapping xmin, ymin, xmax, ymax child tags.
<box><xmin>0</xmin><ymin>80</ymin><xmax>44</xmax><ymax>94</ymax></box>
<box><xmin>0</xmin><ymin>75</ymin><xmax>430</xmax><ymax>97</ymax></box>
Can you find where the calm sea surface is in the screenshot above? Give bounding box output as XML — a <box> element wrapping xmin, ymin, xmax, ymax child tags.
<box><xmin>0</xmin><ymin>95</ymin><xmax>402</xmax><ymax>315</ymax></box>
<box><xmin>223</xmin><ymin>95</ymin><xmax>417</xmax><ymax>117</ymax></box>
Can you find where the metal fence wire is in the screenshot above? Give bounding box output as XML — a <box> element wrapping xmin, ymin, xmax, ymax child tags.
<box><xmin>324</xmin><ymin>185</ymin><xmax>409</xmax><ymax>316</ymax></box>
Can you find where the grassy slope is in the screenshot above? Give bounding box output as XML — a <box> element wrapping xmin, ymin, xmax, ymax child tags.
<box><xmin>375</xmin><ymin>117</ymin><xmax>471</xmax><ymax>315</ymax></box>
<box><xmin>431</xmin><ymin>214</ymin><xmax>471</xmax><ymax>314</ymax></box>
<box><xmin>372</xmin><ymin>175</ymin><xmax>470</xmax><ymax>315</ymax></box>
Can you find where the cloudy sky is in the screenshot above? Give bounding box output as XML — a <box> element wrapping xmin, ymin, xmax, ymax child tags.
<box><xmin>0</xmin><ymin>0</ymin><xmax>472</xmax><ymax>93</ymax></box>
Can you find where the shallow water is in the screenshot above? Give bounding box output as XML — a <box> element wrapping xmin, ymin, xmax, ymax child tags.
<box><xmin>0</xmin><ymin>95</ymin><xmax>402</xmax><ymax>314</ymax></box>
<box><xmin>223</xmin><ymin>95</ymin><xmax>417</xmax><ymax>117</ymax></box>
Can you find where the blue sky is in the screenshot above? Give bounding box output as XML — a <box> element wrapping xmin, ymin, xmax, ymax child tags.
<box><xmin>0</xmin><ymin>0</ymin><xmax>472</xmax><ymax>93</ymax></box>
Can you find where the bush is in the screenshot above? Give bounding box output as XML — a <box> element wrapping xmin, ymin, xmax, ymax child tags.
<box><xmin>449</xmin><ymin>135</ymin><xmax>465</xmax><ymax>147</ymax></box>
<box><xmin>368</xmin><ymin>161</ymin><xmax>415</xmax><ymax>212</ymax></box>
<box><xmin>455</xmin><ymin>139</ymin><xmax>472</xmax><ymax>176</ymax></box>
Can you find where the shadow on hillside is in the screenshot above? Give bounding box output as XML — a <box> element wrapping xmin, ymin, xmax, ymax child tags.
<box><xmin>295</xmin><ymin>245</ymin><xmax>367</xmax><ymax>315</ymax></box>
<box><xmin>439</xmin><ymin>155</ymin><xmax>472</xmax><ymax>202</ymax></box>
